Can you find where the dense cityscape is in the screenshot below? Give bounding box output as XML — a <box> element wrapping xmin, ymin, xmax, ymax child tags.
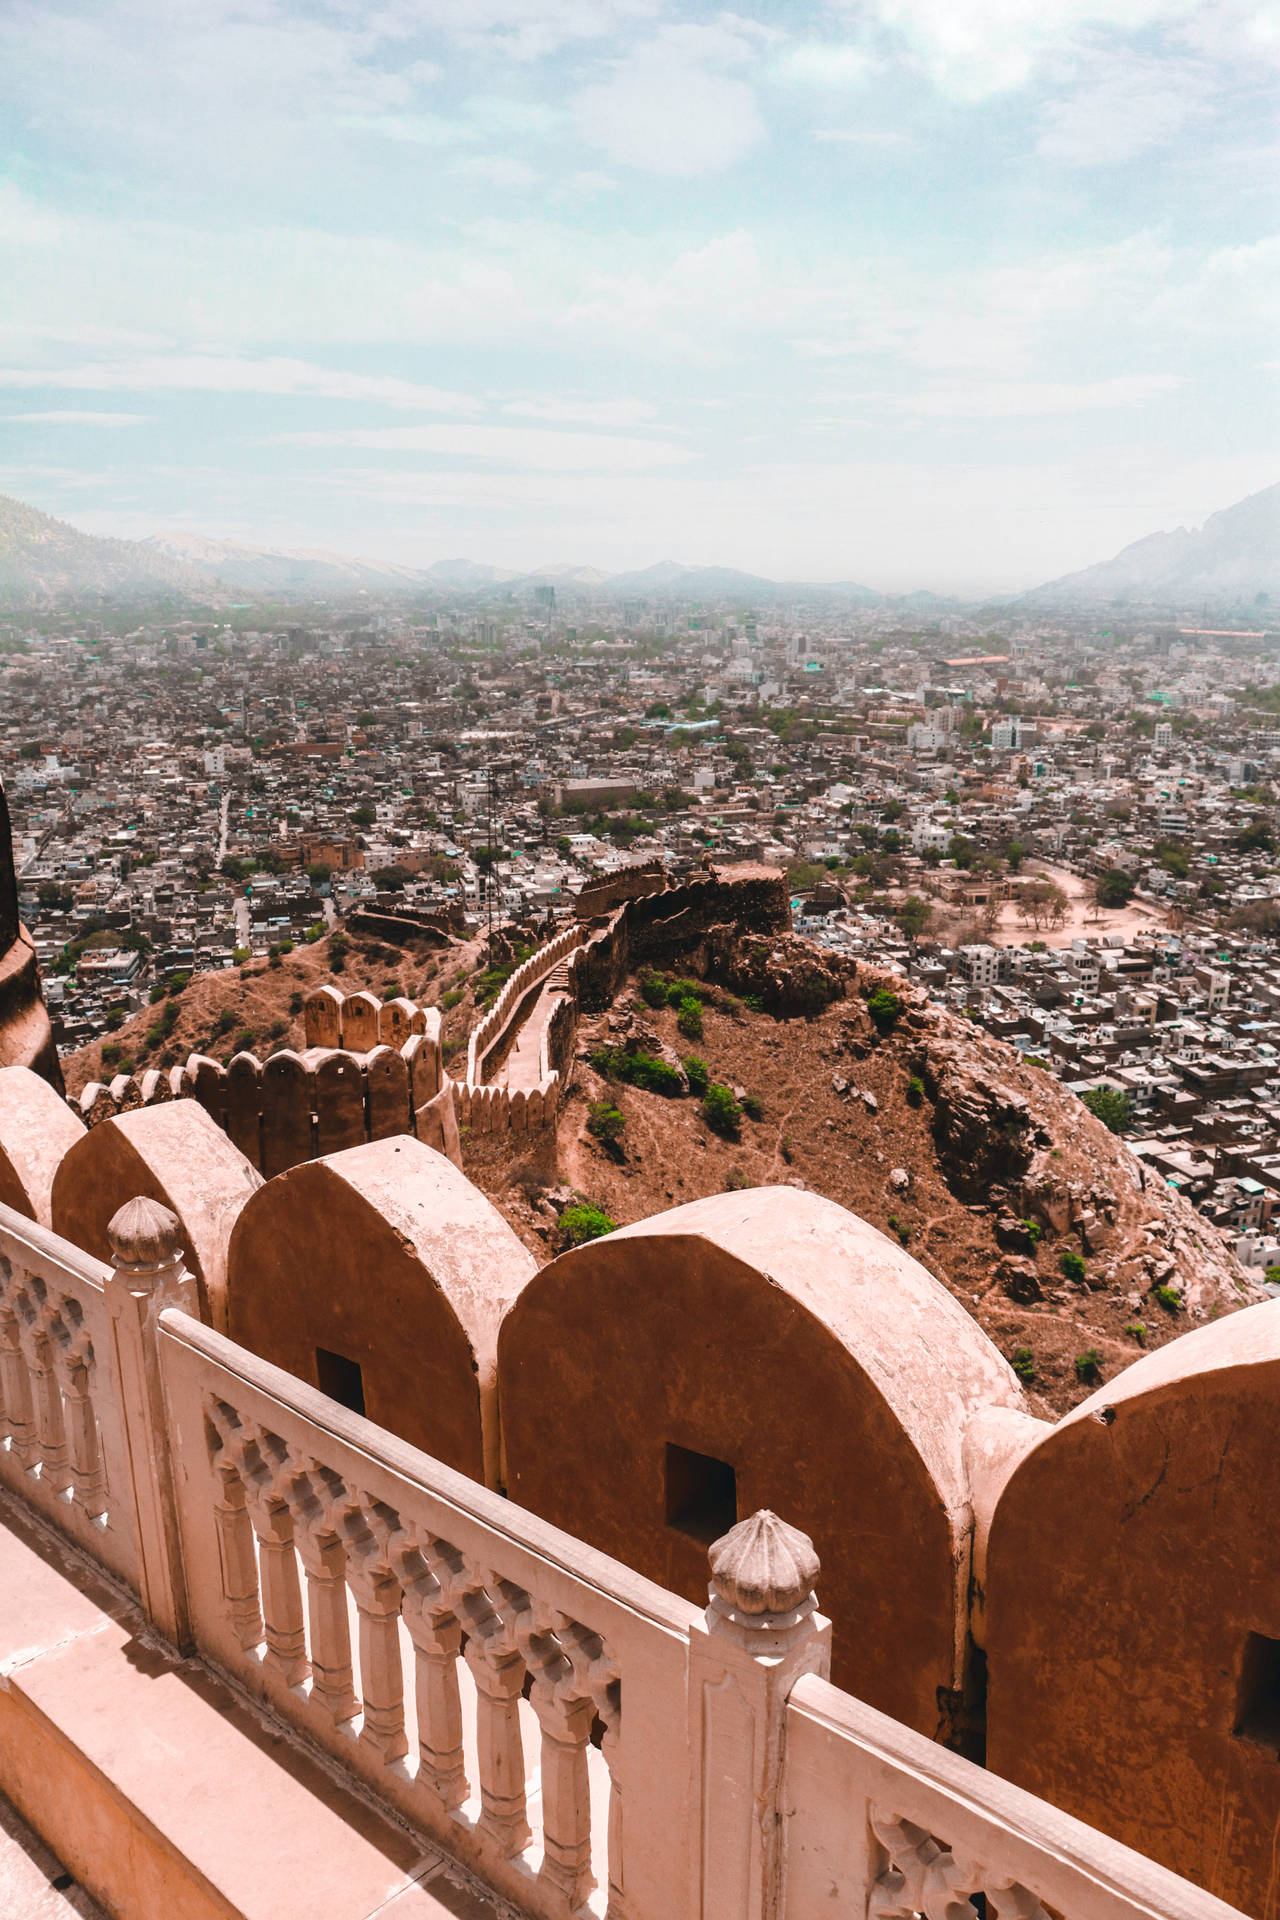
<box><xmin>5</xmin><ymin>586</ymin><xmax>1280</xmax><ymax>1269</ymax></box>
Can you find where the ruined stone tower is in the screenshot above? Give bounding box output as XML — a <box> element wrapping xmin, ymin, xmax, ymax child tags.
<box><xmin>0</xmin><ymin>778</ymin><xmax>62</xmax><ymax>1089</ymax></box>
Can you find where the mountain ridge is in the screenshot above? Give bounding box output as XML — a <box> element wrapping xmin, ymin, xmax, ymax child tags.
<box><xmin>1</xmin><ymin>483</ymin><xmax>1275</xmax><ymax>609</ymax></box>
<box><xmin>1021</xmin><ymin>482</ymin><xmax>1280</xmax><ymax>609</ymax></box>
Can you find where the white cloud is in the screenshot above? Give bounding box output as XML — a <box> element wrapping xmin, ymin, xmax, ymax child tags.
<box><xmin>501</xmin><ymin>396</ymin><xmax>658</xmax><ymax>426</ymax></box>
<box><xmin>0</xmin><ymin>352</ymin><xmax>479</xmax><ymax>412</ymax></box>
<box><xmin>574</xmin><ymin>34</ymin><xmax>764</xmax><ymax>175</ymax></box>
<box><xmin>3</xmin><ymin>409</ymin><xmax>149</xmax><ymax>425</ymax></box>
<box><xmin>778</xmin><ymin>43</ymin><xmax>875</xmax><ymax>87</ymax></box>
<box><xmin>450</xmin><ymin>155</ymin><xmax>541</xmax><ymax>188</ymax></box>
<box><xmin>271</xmin><ymin>423</ymin><xmax>693</xmax><ymax>471</ymax></box>
<box><xmin>866</xmin><ymin>374</ymin><xmax>1184</xmax><ymax>417</ymax></box>
<box><xmin>865</xmin><ymin>0</ymin><xmax>1202</xmax><ymax>100</ymax></box>
<box><xmin>1037</xmin><ymin>51</ymin><xmax>1206</xmax><ymax>164</ymax></box>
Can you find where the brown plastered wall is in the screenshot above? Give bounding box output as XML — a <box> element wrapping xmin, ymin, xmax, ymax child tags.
<box><xmin>0</xmin><ymin>1063</ymin><xmax>85</xmax><ymax>1226</ymax></box>
<box><xmin>226</xmin><ymin>1138</ymin><xmax>537</xmax><ymax>1488</ymax></box>
<box><xmin>50</xmin><ymin>1102</ymin><xmax>262</xmax><ymax>1329</ymax></box>
<box><xmin>985</xmin><ymin>1303</ymin><xmax>1280</xmax><ymax>1917</ymax></box>
<box><xmin>497</xmin><ymin>1194</ymin><xmax>1016</xmax><ymax>1734</ymax></box>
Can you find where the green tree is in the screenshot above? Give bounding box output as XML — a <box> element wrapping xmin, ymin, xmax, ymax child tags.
<box><xmin>1082</xmin><ymin>1086</ymin><xmax>1132</xmax><ymax>1134</ymax></box>
<box><xmin>1095</xmin><ymin>867</ymin><xmax>1135</xmax><ymax>909</ymax></box>
<box><xmin>899</xmin><ymin>895</ymin><xmax>933</xmax><ymax>942</ymax></box>
<box><xmin>866</xmin><ymin>987</ymin><xmax>902</xmax><ymax>1034</ymax></box>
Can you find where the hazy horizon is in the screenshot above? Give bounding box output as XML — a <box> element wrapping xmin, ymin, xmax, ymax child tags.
<box><xmin>2</xmin><ymin>1</ymin><xmax>1277</xmax><ymax>595</ymax></box>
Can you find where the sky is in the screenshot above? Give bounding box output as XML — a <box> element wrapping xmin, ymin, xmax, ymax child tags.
<box><xmin>0</xmin><ymin>0</ymin><xmax>1277</xmax><ymax>594</ymax></box>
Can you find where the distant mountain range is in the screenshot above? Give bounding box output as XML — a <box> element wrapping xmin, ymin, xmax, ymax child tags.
<box><xmin>1021</xmin><ymin>482</ymin><xmax>1280</xmax><ymax>610</ymax></box>
<box><xmin>0</xmin><ymin>483</ymin><xmax>1275</xmax><ymax>611</ymax></box>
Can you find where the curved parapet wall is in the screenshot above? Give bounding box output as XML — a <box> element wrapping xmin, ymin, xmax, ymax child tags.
<box><xmin>225</xmin><ymin>1136</ymin><xmax>539</xmax><ymax>1487</ymax></box>
<box><xmin>498</xmin><ymin>1185</ymin><xmax>1024</xmax><ymax>1731</ymax></box>
<box><xmin>985</xmin><ymin>1300</ymin><xmax>1280</xmax><ymax>1916</ymax></box>
<box><xmin>74</xmin><ymin>1029</ymin><xmax>453</xmax><ymax>1176</ymax></box>
<box><xmin>0</xmin><ymin>1064</ymin><xmax>86</xmax><ymax>1226</ymax></box>
<box><xmin>50</xmin><ymin>1099</ymin><xmax>263</xmax><ymax>1330</ymax></box>
<box><xmin>302</xmin><ymin>984</ymin><xmax>439</xmax><ymax>1056</ymax></box>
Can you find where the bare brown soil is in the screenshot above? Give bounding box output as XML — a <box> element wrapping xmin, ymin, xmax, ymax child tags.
<box><xmin>61</xmin><ymin>927</ymin><xmax>489</xmax><ymax>1095</ymax></box>
<box><xmin>482</xmin><ymin>979</ymin><xmax>1254</xmax><ymax>1419</ymax></box>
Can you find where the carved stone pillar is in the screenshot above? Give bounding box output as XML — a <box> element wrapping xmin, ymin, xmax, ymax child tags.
<box><xmin>105</xmin><ymin>1196</ymin><xmax>199</xmax><ymax>1652</ymax></box>
<box><xmin>687</xmin><ymin>1510</ymin><xmax>831</xmax><ymax>1920</ymax></box>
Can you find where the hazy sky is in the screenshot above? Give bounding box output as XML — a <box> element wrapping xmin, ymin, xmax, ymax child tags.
<box><xmin>1</xmin><ymin>1</ymin><xmax>1277</xmax><ymax>592</ymax></box>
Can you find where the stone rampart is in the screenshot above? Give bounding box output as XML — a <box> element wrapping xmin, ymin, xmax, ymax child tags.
<box><xmin>572</xmin><ymin>858</ymin><xmax>669</xmax><ymax>919</ymax></box>
<box><xmin>465</xmin><ymin>926</ymin><xmax>581</xmax><ymax>1087</ymax></box>
<box><xmin>74</xmin><ymin>1030</ymin><xmax>450</xmax><ymax>1178</ymax></box>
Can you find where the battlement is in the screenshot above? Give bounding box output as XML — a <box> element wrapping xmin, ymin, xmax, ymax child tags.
<box><xmin>0</xmin><ymin>1188</ymin><xmax>1249</xmax><ymax>1920</ymax></box>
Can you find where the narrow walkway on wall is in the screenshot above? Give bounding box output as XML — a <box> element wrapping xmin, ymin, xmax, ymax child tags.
<box><xmin>496</xmin><ymin>962</ymin><xmax>574</xmax><ymax>1092</ymax></box>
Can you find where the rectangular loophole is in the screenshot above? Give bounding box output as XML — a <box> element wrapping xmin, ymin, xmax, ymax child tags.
<box><xmin>1234</xmin><ymin>1632</ymin><xmax>1280</xmax><ymax>1750</ymax></box>
<box><xmin>665</xmin><ymin>1443</ymin><xmax>736</xmax><ymax>1546</ymax></box>
<box><xmin>315</xmin><ymin>1348</ymin><xmax>366</xmax><ymax>1417</ymax></box>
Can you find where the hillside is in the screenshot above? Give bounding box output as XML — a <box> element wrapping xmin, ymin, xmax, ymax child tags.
<box><xmin>1024</xmin><ymin>481</ymin><xmax>1280</xmax><ymax>609</ymax></box>
<box><xmin>0</xmin><ymin>493</ymin><xmax>204</xmax><ymax>604</ymax></box>
<box><xmin>61</xmin><ymin>926</ymin><xmax>1254</xmax><ymax>1418</ymax></box>
<box><xmin>482</xmin><ymin>954</ymin><xmax>1253</xmax><ymax>1418</ymax></box>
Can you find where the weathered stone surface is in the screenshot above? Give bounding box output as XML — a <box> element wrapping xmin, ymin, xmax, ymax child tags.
<box><xmin>498</xmin><ymin>1185</ymin><xmax>1024</xmax><ymax>1727</ymax></box>
<box><xmin>50</xmin><ymin>1101</ymin><xmax>262</xmax><ymax>1330</ymax></box>
<box><xmin>987</xmin><ymin>1302</ymin><xmax>1280</xmax><ymax>1916</ymax></box>
<box><xmin>226</xmin><ymin>1136</ymin><xmax>536</xmax><ymax>1488</ymax></box>
<box><xmin>0</xmin><ymin>1064</ymin><xmax>85</xmax><ymax>1226</ymax></box>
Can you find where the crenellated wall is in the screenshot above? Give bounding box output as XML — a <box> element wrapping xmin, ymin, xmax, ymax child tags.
<box><xmin>465</xmin><ymin>926</ymin><xmax>581</xmax><ymax>1087</ymax></box>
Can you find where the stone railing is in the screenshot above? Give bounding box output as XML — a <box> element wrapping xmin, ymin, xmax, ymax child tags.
<box><xmin>0</xmin><ymin>1194</ymin><xmax>1247</xmax><ymax>1920</ymax></box>
<box><xmin>465</xmin><ymin>925</ymin><xmax>581</xmax><ymax>1088</ymax></box>
<box><xmin>782</xmin><ymin>1670</ymin><xmax>1225</xmax><ymax>1920</ymax></box>
<box><xmin>0</xmin><ymin>1198</ymin><xmax>194</xmax><ymax>1613</ymax></box>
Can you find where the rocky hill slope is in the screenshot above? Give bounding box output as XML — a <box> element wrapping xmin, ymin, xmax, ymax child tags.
<box><xmin>62</xmin><ymin>925</ymin><xmax>1255</xmax><ymax>1417</ymax></box>
<box><xmin>1024</xmin><ymin>481</ymin><xmax>1280</xmax><ymax>608</ymax></box>
<box><xmin>0</xmin><ymin>493</ymin><xmax>205</xmax><ymax>604</ymax></box>
<box><xmin>485</xmin><ymin>943</ymin><xmax>1254</xmax><ymax>1416</ymax></box>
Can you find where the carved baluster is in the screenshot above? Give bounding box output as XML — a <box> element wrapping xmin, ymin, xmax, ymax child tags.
<box><xmin>25</xmin><ymin>1314</ymin><xmax>70</xmax><ymax>1494</ymax></box>
<box><xmin>347</xmin><ymin>1548</ymin><xmax>408</xmax><ymax>1763</ymax></box>
<box><xmin>464</xmin><ymin>1591</ymin><xmax>531</xmax><ymax>1857</ymax></box>
<box><xmin>406</xmin><ymin>1604</ymin><xmax>468</xmax><ymax>1809</ymax></box>
<box><xmin>297</xmin><ymin>1528</ymin><xmax>359</xmax><ymax>1724</ymax></box>
<box><xmin>212</xmin><ymin>1462</ymin><xmax>264</xmax><ymax>1651</ymax></box>
<box><xmin>597</xmin><ymin>1679</ymin><xmax>624</xmax><ymax>1919</ymax></box>
<box><xmin>0</xmin><ymin>1298</ymin><xmax>36</xmax><ymax>1467</ymax></box>
<box><xmin>248</xmin><ymin>1494</ymin><xmax>308</xmax><ymax>1685</ymax></box>
<box><xmin>532</xmin><ymin>1681</ymin><xmax>596</xmax><ymax>1908</ymax></box>
<box><xmin>54</xmin><ymin>1340</ymin><xmax>107</xmax><ymax>1520</ymax></box>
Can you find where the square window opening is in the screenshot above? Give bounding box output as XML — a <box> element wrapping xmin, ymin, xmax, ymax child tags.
<box><xmin>1235</xmin><ymin>1632</ymin><xmax>1280</xmax><ymax>1751</ymax></box>
<box><xmin>315</xmin><ymin>1347</ymin><xmax>365</xmax><ymax>1418</ymax></box>
<box><xmin>665</xmin><ymin>1443</ymin><xmax>736</xmax><ymax>1546</ymax></box>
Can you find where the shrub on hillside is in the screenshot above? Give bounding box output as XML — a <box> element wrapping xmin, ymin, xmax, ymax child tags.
<box><xmin>587</xmin><ymin>1102</ymin><xmax>626</xmax><ymax>1147</ymax></box>
<box><xmin>1059</xmin><ymin>1248</ymin><xmax>1087</xmax><ymax>1284</ymax></box>
<box><xmin>589</xmin><ymin>1047</ymin><xmax>683</xmax><ymax>1097</ymax></box>
<box><xmin>557</xmin><ymin>1202</ymin><xmax>617</xmax><ymax>1250</ymax></box>
<box><xmin>676</xmin><ymin>996</ymin><xmax>703</xmax><ymax>1040</ymax></box>
<box><xmin>683</xmin><ymin>1055</ymin><xmax>710</xmax><ymax>1097</ymax></box>
<box><xmin>702</xmin><ymin>1083</ymin><xmax>742</xmax><ymax>1137</ymax></box>
<box><xmin>866</xmin><ymin>987</ymin><xmax>902</xmax><ymax>1035</ymax></box>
